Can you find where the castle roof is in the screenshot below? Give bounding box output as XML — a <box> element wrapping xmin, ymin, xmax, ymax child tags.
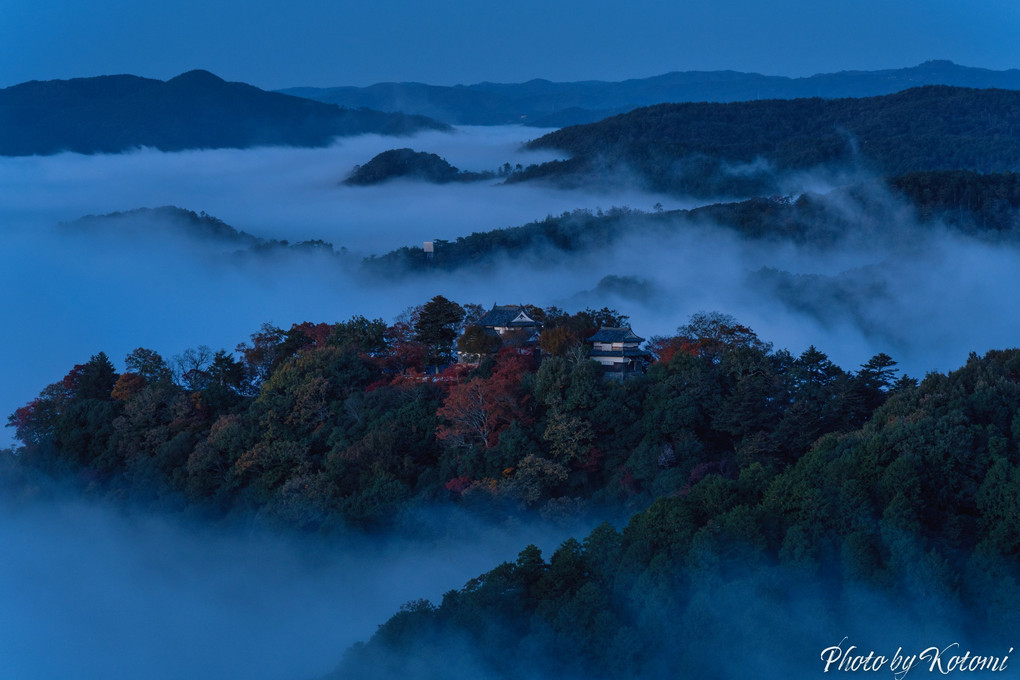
<box><xmin>587</xmin><ymin>327</ymin><xmax>645</xmax><ymax>344</ymax></box>
<box><xmin>476</xmin><ymin>305</ymin><xmax>541</xmax><ymax>328</ymax></box>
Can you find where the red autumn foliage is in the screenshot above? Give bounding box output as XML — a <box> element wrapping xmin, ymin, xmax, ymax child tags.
<box><xmin>290</xmin><ymin>321</ymin><xmax>333</xmax><ymax>348</ymax></box>
<box><xmin>436</xmin><ymin>350</ymin><xmax>534</xmax><ymax>449</ymax></box>
<box><xmin>445</xmin><ymin>476</ymin><xmax>474</xmax><ymax>494</ymax></box>
<box><xmin>383</xmin><ymin>321</ymin><xmax>427</xmax><ymax>374</ymax></box>
<box><xmin>646</xmin><ymin>336</ymin><xmax>700</xmax><ymax>364</ymax></box>
<box><xmin>61</xmin><ymin>364</ymin><xmax>86</xmax><ymax>394</ymax></box>
<box><xmin>9</xmin><ymin>399</ymin><xmax>39</xmax><ymax>434</ymax></box>
<box><xmin>492</xmin><ymin>347</ymin><xmax>539</xmax><ymax>379</ymax></box>
<box><xmin>435</xmin><ymin>363</ymin><xmax>473</xmax><ymax>385</ymax></box>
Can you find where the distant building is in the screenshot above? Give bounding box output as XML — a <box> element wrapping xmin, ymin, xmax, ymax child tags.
<box><xmin>475</xmin><ymin>304</ymin><xmax>543</xmax><ymax>337</ymax></box>
<box><xmin>457</xmin><ymin>304</ymin><xmax>543</xmax><ymax>364</ymax></box>
<box><xmin>587</xmin><ymin>327</ymin><xmax>652</xmax><ymax>379</ymax></box>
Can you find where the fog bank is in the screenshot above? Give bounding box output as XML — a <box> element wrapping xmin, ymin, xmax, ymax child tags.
<box><xmin>0</xmin><ymin>494</ymin><xmax>586</xmax><ymax>680</ymax></box>
<box><xmin>3</xmin><ymin>125</ymin><xmax>1019</xmax><ymax>450</ymax></box>
<box><xmin>0</xmin><ymin>125</ymin><xmax>682</xmax><ymax>447</ymax></box>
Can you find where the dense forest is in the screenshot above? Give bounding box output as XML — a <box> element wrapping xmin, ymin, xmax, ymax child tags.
<box><xmin>10</xmin><ymin>300</ymin><xmax>1019</xmax><ymax>680</ymax></box>
<box><xmin>334</xmin><ymin>348</ymin><xmax>1020</xmax><ymax>679</ymax></box>
<box><xmin>889</xmin><ymin>170</ymin><xmax>1020</xmax><ymax>233</ymax></box>
<box><xmin>515</xmin><ymin>87</ymin><xmax>1020</xmax><ymax>197</ymax></box>
<box><xmin>4</xmin><ymin>304</ymin><xmax>908</xmax><ymax>533</ymax></box>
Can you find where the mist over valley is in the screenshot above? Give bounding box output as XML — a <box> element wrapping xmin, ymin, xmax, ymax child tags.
<box><xmin>3</xmin><ymin>49</ymin><xmax>1020</xmax><ymax>680</ymax></box>
<box><xmin>0</xmin><ymin>492</ymin><xmax>592</xmax><ymax>680</ymax></box>
<box><xmin>5</xmin><ymin>121</ymin><xmax>1019</xmax><ymax>449</ymax></box>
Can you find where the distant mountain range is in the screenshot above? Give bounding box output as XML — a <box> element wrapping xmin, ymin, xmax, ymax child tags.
<box><xmin>0</xmin><ymin>70</ymin><xmax>448</xmax><ymax>156</ymax></box>
<box><xmin>280</xmin><ymin>60</ymin><xmax>1020</xmax><ymax>127</ymax></box>
<box><xmin>7</xmin><ymin>62</ymin><xmax>1017</xmax><ymax>157</ymax></box>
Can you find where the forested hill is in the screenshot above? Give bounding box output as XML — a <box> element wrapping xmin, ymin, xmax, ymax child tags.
<box><xmin>280</xmin><ymin>60</ymin><xmax>1020</xmax><ymax>127</ymax></box>
<box><xmin>60</xmin><ymin>206</ymin><xmax>350</xmax><ymax>262</ymax></box>
<box><xmin>64</xmin><ymin>207</ymin><xmax>262</xmax><ymax>245</ymax></box>
<box><xmin>517</xmin><ymin>86</ymin><xmax>1020</xmax><ymax>197</ymax></box>
<box><xmin>334</xmin><ymin>348</ymin><xmax>1020</xmax><ymax>679</ymax></box>
<box><xmin>0</xmin><ymin>70</ymin><xmax>449</xmax><ymax>156</ymax></box>
<box><xmin>3</xmin><ymin>305</ymin><xmax>911</xmax><ymax>532</ymax></box>
<box><xmin>343</xmin><ymin>148</ymin><xmax>495</xmax><ymax>185</ymax></box>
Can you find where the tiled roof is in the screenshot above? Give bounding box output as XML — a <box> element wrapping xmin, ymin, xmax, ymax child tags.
<box><xmin>476</xmin><ymin>305</ymin><xmax>540</xmax><ymax>328</ymax></box>
<box><xmin>587</xmin><ymin>327</ymin><xmax>645</xmax><ymax>343</ymax></box>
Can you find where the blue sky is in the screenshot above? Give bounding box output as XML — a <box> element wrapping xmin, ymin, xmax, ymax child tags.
<box><xmin>2</xmin><ymin>0</ymin><xmax>1019</xmax><ymax>88</ymax></box>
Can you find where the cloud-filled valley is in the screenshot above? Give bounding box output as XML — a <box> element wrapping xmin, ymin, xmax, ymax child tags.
<box><xmin>5</xmin><ymin>4</ymin><xmax>1020</xmax><ymax>676</ymax></box>
<box><xmin>0</xmin><ymin>493</ymin><xmax>589</xmax><ymax>680</ymax></box>
<box><xmin>0</xmin><ymin>126</ymin><xmax>679</xmax><ymax>448</ymax></box>
<box><xmin>4</xmin><ymin>124</ymin><xmax>1020</xmax><ymax>452</ymax></box>
<box><xmin>2</xmin><ymin>75</ymin><xmax>1020</xmax><ymax>680</ymax></box>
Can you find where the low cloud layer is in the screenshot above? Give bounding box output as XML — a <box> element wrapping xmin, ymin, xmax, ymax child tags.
<box><xmin>0</xmin><ymin>126</ymin><xmax>680</xmax><ymax>251</ymax></box>
<box><xmin>0</xmin><ymin>494</ymin><xmax>587</xmax><ymax>680</ymax></box>
<box><xmin>3</xmin><ymin>125</ymin><xmax>1020</xmax><ymax>680</ymax></box>
<box><xmin>2</xmin><ymin>125</ymin><xmax>1019</xmax><ymax>451</ymax></box>
<box><xmin>0</xmin><ymin>125</ymin><xmax>682</xmax><ymax>447</ymax></box>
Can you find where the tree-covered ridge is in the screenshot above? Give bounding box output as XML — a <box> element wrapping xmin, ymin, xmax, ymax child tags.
<box><xmin>343</xmin><ymin>148</ymin><xmax>496</xmax><ymax>185</ymax></box>
<box><xmin>890</xmin><ymin>170</ymin><xmax>1020</xmax><ymax>233</ymax></box>
<box><xmin>0</xmin><ymin>70</ymin><xmax>449</xmax><ymax>156</ymax></box>
<box><xmin>516</xmin><ymin>87</ymin><xmax>1020</xmax><ymax>197</ymax></box>
<box><xmin>5</xmin><ymin>307</ymin><xmax>905</xmax><ymax>531</ymax></box>
<box><xmin>48</xmin><ymin>170</ymin><xmax>1020</xmax><ymax>282</ymax></box>
<box><xmin>335</xmin><ymin>348</ymin><xmax>1020</xmax><ymax>679</ymax></box>
<box><xmin>361</xmin><ymin>206</ymin><xmax>652</xmax><ymax>276</ymax></box>
<box><xmin>64</xmin><ymin>207</ymin><xmax>263</xmax><ymax>245</ymax></box>
<box><xmin>363</xmin><ymin>172</ymin><xmax>1020</xmax><ymax>278</ymax></box>
<box><xmin>60</xmin><ymin>206</ymin><xmax>356</xmax><ymax>264</ymax></box>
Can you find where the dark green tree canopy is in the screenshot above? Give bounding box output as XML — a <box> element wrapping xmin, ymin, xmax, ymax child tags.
<box><xmin>413</xmin><ymin>295</ymin><xmax>465</xmax><ymax>366</ymax></box>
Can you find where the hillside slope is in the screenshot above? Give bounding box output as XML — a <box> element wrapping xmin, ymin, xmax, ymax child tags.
<box><xmin>515</xmin><ymin>86</ymin><xmax>1020</xmax><ymax>196</ymax></box>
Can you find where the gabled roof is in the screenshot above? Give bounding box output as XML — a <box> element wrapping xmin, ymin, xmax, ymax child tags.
<box><xmin>476</xmin><ymin>304</ymin><xmax>540</xmax><ymax>328</ymax></box>
<box><xmin>588</xmin><ymin>327</ymin><xmax>645</xmax><ymax>344</ymax></box>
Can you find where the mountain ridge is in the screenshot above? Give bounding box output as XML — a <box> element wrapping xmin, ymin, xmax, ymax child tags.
<box><xmin>0</xmin><ymin>70</ymin><xmax>449</xmax><ymax>156</ymax></box>
<box><xmin>279</xmin><ymin>60</ymin><xmax>1020</xmax><ymax>126</ymax></box>
<box><xmin>515</xmin><ymin>85</ymin><xmax>1020</xmax><ymax>197</ymax></box>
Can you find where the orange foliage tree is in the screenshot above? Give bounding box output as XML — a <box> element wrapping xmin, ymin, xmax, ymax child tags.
<box><xmin>436</xmin><ymin>350</ymin><xmax>534</xmax><ymax>449</ymax></box>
